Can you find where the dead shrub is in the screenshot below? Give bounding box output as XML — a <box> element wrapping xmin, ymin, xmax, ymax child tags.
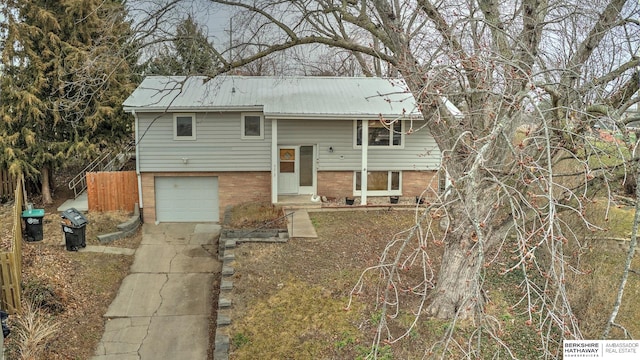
<box><xmin>6</xmin><ymin>301</ymin><xmax>60</xmax><ymax>360</ymax></box>
<box><xmin>22</xmin><ymin>278</ymin><xmax>66</xmax><ymax>314</ymax></box>
<box><xmin>228</xmin><ymin>202</ymin><xmax>286</xmax><ymax>229</ymax></box>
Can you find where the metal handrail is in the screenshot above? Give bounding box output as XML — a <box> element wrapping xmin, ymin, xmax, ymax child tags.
<box><xmin>68</xmin><ymin>151</ymin><xmax>114</xmax><ymax>198</ymax></box>
<box><xmin>238</xmin><ymin>211</ymin><xmax>294</xmax><ymax>238</ymax></box>
<box><xmin>68</xmin><ymin>144</ymin><xmax>135</xmax><ymax>198</ymax></box>
<box><xmin>103</xmin><ymin>144</ymin><xmax>135</xmax><ymax>173</ymax></box>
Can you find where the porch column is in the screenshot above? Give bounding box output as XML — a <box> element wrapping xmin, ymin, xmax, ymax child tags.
<box><xmin>271</xmin><ymin>119</ymin><xmax>278</xmax><ymax>204</ymax></box>
<box><xmin>361</xmin><ymin>119</ymin><xmax>368</xmax><ymax>205</ymax></box>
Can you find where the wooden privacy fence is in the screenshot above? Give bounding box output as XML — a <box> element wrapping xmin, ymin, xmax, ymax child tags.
<box><xmin>0</xmin><ymin>176</ymin><xmax>23</xmax><ymax>314</ymax></box>
<box><xmin>87</xmin><ymin>171</ymin><xmax>139</xmax><ymax>212</ymax></box>
<box><xmin>0</xmin><ymin>169</ymin><xmax>15</xmax><ymax>200</ymax></box>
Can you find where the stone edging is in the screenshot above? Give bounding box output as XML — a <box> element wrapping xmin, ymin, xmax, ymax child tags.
<box><xmin>96</xmin><ymin>205</ymin><xmax>141</xmax><ymax>244</ymax></box>
<box><xmin>214</xmin><ymin>230</ymin><xmax>288</xmax><ymax>360</ymax></box>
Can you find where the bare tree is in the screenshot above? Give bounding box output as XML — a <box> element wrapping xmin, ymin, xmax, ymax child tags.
<box><xmin>132</xmin><ymin>0</ymin><xmax>640</xmax><ymax>357</ymax></box>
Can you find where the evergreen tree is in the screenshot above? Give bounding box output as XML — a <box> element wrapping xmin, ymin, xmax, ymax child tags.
<box><xmin>0</xmin><ymin>0</ymin><xmax>138</xmax><ymax>203</ymax></box>
<box><xmin>144</xmin><ymin>15</ymin><xmax>217</xmax><ymax>76</ymax></box>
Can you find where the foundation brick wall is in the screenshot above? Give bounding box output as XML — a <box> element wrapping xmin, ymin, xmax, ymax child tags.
<box><xmin>317</xmin><ymin>171</ymin><xmax>354</xmax><ymax>198</ymax></box>
<box><xmin>141</xmin><ymin>170</ymin><xmax>439</xmax><ymax>223</ymax></box>
<box><xmin>140</xmin><ymin>172</ymin><xmax>271</xmax><ymax>223</ymax></box>
<box><xmin>402</xmin><ymin>171</ymin><xmax>439</xmax><ymax>199</ymax></box>
<box><xmin>218</xmin><ymin>172</ymin><xmax>271</xmax><ymax>212</ymax></box>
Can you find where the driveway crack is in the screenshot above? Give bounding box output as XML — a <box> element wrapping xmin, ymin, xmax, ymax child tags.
<box><xmin>136</xmin><ymin>246</ymin><xmax>177</xmax><ymax>358</ymax></box>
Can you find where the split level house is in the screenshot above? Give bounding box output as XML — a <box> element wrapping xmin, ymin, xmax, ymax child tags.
<box><xmin>123</xmin><ymin>75</ymin><xmax>446</xmax><ymax>223</ymax></box>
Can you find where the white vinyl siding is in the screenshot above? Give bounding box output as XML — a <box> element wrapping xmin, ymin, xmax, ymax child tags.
<box><xmin>155</xmin><ymin>177</ymin><xmax>219</xmax><ymax>222</ymax></box>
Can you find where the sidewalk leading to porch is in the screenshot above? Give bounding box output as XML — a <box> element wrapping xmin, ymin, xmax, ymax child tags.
<box><xmin>283</xmin><ymin>208</ymin><xmax>318</xmax><ymax>238</ymax></box>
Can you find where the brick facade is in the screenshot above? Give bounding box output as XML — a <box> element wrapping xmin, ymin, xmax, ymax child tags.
<box><xmin>140</xmin><ymin>172</ymin><xmax>271</xmax><ymax>223</ymax></box>
<box><xmin>402</xmin><ymin>170</ymin><xmax>439</xmax><ymax>199</ymax></box>
<box><xmin>317</xmin><ymin>171</ymin><xmax>354</xmax><ymax>198</ymax></box>
<box><xmin>141</xmin><ymin>170</ymin><xmax>438</xmax><ymax>223</ymax></box>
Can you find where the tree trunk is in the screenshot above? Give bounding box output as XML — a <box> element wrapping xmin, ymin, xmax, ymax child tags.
<box><xmin>427</xmin><ymin>226</ymin><xmax>484</xmax><ymax>320</ymax></box>
<box><xmin>41</xmin><ymin>166</ymin><xmax>53</xmax><ymax>204</ymax></box>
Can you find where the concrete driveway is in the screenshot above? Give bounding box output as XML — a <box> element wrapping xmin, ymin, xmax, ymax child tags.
<box><xmin>92</xmin><ymin>223</ymin><xmax>221</xmax><ymax>360</ymax></box>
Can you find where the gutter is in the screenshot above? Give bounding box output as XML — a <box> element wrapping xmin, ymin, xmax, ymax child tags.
<box><xmin>132</xmin><ymin>109</ymin><xmax>143</xmax><ymax>209</ymax></box>
<box><xmin>264</xmin><ymin>113</ymin><xmax>424</xmax><ymax>120</ymax></box>
<box><xmin>123</xmin><ymin>106</ymin><xmax>264</xmax><ymax>113</ymax></box>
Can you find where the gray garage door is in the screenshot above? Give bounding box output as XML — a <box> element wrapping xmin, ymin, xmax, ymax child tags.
<box><xmin>155</xmin><ymin>176</ymin><xmax>219</xmax><ymax>222</ymax></box>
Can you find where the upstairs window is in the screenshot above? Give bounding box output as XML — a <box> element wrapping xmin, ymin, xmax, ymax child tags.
<box><xmin>242</xmin><ymin>113</ymin><xmax>264</xmax><ymax>139</ymax></box>
<box><xmin>355</xmin><ymin>120</ymin><xmax>402</xmax><ymax>147</ymax></box>
<box><xmin>174</xmin><ymin>114</ymin><xmax>196</xmax><ymax>140</ymax></box>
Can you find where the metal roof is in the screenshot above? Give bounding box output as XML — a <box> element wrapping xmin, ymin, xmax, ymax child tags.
<box><xmin>123</xmin><ymin>75</ymin><xmax>421</xmax><ymax>119</ymax></box>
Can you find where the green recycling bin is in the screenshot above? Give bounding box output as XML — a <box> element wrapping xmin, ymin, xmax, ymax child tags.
<box><xmin>22</xmin><ymin>208</ymin><xmax>45</xmax><ymax>241</ymax></box>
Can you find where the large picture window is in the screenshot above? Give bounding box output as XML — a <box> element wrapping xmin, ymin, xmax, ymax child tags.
<box><xmin>355</xmin><ymin>171</ymin><xmax>401</xmax><ymax>195</ymax></box>
<box><xmin>173</xmin><ymin>114</ymin><xmax>196</xmax><ymax>140</ymax></box>
<box><xmin>355</xmin><ymin>120</ymin><xmax>402</xmax><ymax>147</ymax></box>
<box><xmin>242</xmin><ymin>113</ymin><xmax>264</xmax><ymax>139</ymax></box>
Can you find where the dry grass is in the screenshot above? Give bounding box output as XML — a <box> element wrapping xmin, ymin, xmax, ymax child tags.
<box><xmin>1</xmin><ymin>203</ymin><xmax>140</xmax><ymax>359</ymax></box>
<box><xmin>227</xmin><ymin>207</ymin><xmax>640</xmax><ymax>359</ymax></box>
<box><xmin>227</xmin><ymin>202</ymin><xmax>286</xmax><ymax>229</ymax></box>
<box><xmin>563</xmin><ymin>201</ymin><xmax>640</xmax><ymax>339</ymax></box>
<box><xmin>230</xmin><ymin>279</ymin><xmax>365</xmax><ymax>359</ymax></box>
<box><xmin>10</xmin><ymin>301</ymin><xmax>61</xmax><ymax>360</ymax></box>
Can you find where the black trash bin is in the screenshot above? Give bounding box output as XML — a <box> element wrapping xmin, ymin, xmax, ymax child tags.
<box><xmin>22</xmin><ymin>208</ymin><xmax>45</xmax><ymax>241</ymax></box>
<box><xmin>61</xmin><ymin>208</ymin><xmax>88</xmax><ymax>251</ymax></box>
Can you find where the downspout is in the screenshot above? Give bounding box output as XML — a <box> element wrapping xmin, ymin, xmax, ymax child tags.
<box><xmin>361</xmin><ymin>120</ymin><xmax>368</xmax><ymax>205</ymax></box>
<box><xmin>133</xmin><ymin>110</ymin><xmax>143</xmax><ymax>209</ymax></box>
<box><xmin>271</xmin><ymin>119</ymin><xmax>278</xmax><ymax>204</ymax></box>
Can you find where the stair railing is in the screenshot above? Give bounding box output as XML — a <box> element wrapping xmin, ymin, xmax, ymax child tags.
<box><xmin>68</xmin><ymin>143</ymin><xmax>135</xmax><ymax>198</ymax></box>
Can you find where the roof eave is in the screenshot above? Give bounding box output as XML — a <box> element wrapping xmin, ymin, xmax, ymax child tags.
<box><xmin>124</xmin><ymin>105</ymin><xmax>264</xmax><ymax>113</ymax></box>
<box><xmin>264</xmin><ymin>113</ymin><xmax>424</xmax><ymax>120</ymax></box>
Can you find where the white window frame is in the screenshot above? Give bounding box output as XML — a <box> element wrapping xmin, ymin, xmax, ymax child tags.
<box><xmin>173</xmin><ymin>113</ymin><xmax>196</xmax><ymax>140</ymax></box>
<box><xmin>354</xmin><ymin>170</ymin><xmax>402</xmax><ymax>196</ymax></box>
<box><xmin>241</xmin><ymin>113</ymin><xmax>264</xmax><ymax>139</ymax></box>
<box><xmin>354</xmin><ymin>120</ymin><xmax>404</xmax><ymax>148</ymax></box>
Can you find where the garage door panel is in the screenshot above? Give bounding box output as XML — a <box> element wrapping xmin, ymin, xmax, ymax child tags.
<box><xmin>155</xmin><ymin>177</ymin><xmax>219</xmax><ymax>222</ymax></box>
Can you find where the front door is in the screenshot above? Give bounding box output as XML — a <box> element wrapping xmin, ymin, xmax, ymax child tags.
<box><xmin>278</xmin><ymin>147</ymin><xmax>297</xmax><ymax>194</ymax></box>
<box><xmin>278</xmin><ymin>145</ymin><xmax>315</xmax><ymax>195</ymax></box>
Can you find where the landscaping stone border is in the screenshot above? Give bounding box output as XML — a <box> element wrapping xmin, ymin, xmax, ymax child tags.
<box><xmin>96</xmin><ymin>205</ymin><xmax>141</xmax><ymax>244</ymax></box>
<box><xmin>214</xmin><ymin>206</ymin><xmax>288</xmax><ymax>360</ymax></box>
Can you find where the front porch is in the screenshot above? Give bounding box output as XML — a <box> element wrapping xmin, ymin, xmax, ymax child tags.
<box><xmin>276</xmin><ymin>195</ymin><xmax>322</xmax><ymax>209</ymax></box>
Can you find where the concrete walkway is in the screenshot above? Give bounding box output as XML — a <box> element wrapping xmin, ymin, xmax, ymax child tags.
<box><xmin>92</xmin><ymin>223</ymin><xmax>221</xmax><ymax>360</ymax></box>
<box><xmin>57</xmin><ymin>192</ymin><xmax>88</xmax><ymax>212</ymax></box>
<box><xmin>79</xmin><ymin>245</ymin><xmax>136</xmax><ymax>256</ymax></box>
<box><xmin>284</xmin><ymin>208</ymin><xmax>317</xmax><ymax>238</ymax></box>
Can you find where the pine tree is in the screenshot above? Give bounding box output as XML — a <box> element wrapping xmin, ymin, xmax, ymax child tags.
<box><xmin>0</xmin><ymin>0</ymin><xmax>138</xmax><ymax>203</ymax></box>
<box><xmin>144</xmin><ymin>15</ymin><xmax>217</xmax><ymax>76</ymax></box>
